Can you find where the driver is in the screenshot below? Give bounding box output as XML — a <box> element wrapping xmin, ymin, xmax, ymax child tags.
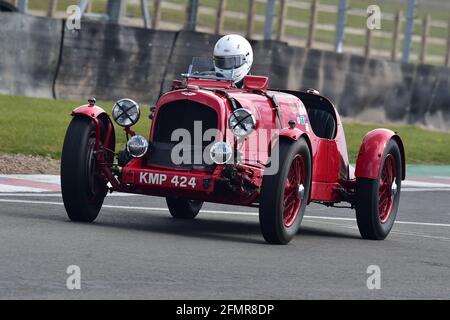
<box><xmin>213</xmin><ymin>34</ymin><xmax>254</xmax><ymax>88</ymax></box>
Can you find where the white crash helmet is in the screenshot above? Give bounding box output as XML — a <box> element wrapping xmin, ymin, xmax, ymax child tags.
<box><xmin>213</xmin><ymin>34</ymin><xmax>253</xmax><ymax>84</ymax></box>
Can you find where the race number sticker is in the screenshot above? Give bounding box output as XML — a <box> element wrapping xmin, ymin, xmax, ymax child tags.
<box><xmin>299</xmin><ymin>115</ymin><xmax>310</xmax><ymax>132</ymax></box>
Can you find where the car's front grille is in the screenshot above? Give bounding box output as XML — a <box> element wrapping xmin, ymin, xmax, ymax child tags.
<box><xmin>146</xmin><ymin>100</ymin><xmax>218</xmax><ymax>170</ymax></box>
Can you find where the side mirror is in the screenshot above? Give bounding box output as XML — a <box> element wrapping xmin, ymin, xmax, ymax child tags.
<box><xmin>243</xmin><ymin>75</ymin><xmax>269</xmax><ymax>91</ymax></box>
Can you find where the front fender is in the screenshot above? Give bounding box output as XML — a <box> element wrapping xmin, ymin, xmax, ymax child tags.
<box><xmin>72</xmin><ymin>103</ymin><xmax>108</xmax><ymax>119</ymax></box>
<box><xmin>71</xmin><ymin>103</ymin><xmax>115</xmax><ymax>153</ymax></box>
<box><xmin>278</xmin><ymin>128</ymin><xmax>306</xmax><ymax>141</ymax></box>
<box><xmin>277</xmin><ymin>127</ymin><xmax>312</xmax><ymax>153</ymax></box>
<box><xmin>355</xmin><ymin>129</ymin><xmax>405</xmax><ymax>180</ymax></box>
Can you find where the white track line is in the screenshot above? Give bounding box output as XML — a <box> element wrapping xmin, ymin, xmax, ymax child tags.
<box><xmin>0</xmin><ymin>198</ymin><xmax>449</xmax><ymax>228</ymax></box>
<box><xmin>0</xmin><ymin>193</ymin><xmax>63</xmax><ymax>197</ymax></box>
<box><xmin>0</xmin><ymin>187</ymin><xmax>448</xmax><ymax>197</ymax></box>
<box><xmin>1</xmin><ymin>175</ymin><xmax>450</xmax><ymax>193</ymax></box>
<box><xmin>306</xmin><ymin>219</ymin><xmax>450</xmax><ymax>241</ymax></box>
<box><xmin>389</xmin><ymin>230</ymin><xmax>450</xmax><ymax>241</ymax></box>
<box><xmin>403</xmin><ymin>180</ymin><xmax>450</xmax><ymax>188</ymax></box>
<box><xmin>0</xmin><ymin>175</ymin><xmax>60</xmax><ymax>183</ymax></box>
<box><xmin>304</xmin><ymin>215</ymin><xmax>450</xmax><ymax>228</ymax></box>
<box><xmin>0</xmin><ymin>193</ymin><xmax>137</xmax><ymax>197</ymax></box>
<box><xmin>0</xmin><ymin>186</ymin><xmax>49</xmax><ymax>193</ymax></box>
<box><xmin>431</xmin><ymin>176</ymin><xmax>450</xmax><ymax>180</ymax></box>
<box><xmin>0</xmin><ymin>199</ymin><xmax>64</xmax><ymax>206</ymax></box>
<box><xmin>402</xmin><ymin>188</ymin><xmax>450</xmax><ymax>192</ymax></box>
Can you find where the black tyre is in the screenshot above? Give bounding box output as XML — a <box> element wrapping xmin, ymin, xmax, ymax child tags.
<box><xmin>259</xmin><ymin>138</ymin><xmax>312</xmax><ymax>244</ymax></box>
<box><xmin>166</xmin><ymin>198</ymin><xmax>203</xmax><ymax>219</ymax></box>
<box><xmin>61</xmin><ymin>117</ymin><xmax>110</xmax><ymax>222</ymax></box>
<box><xmin>356</xmin><ymin>139</ymin><xmax>402</xmax><ymax>240</ymax></box>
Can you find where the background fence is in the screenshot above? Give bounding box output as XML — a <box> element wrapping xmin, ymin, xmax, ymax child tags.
<box><xmin>4</xmin><ymin>0</ymin><xmax>450</xmax><ymax>66</ymax></box>
<box><xmin>1</xmin><ymin>11</ymin><xmax>449</xmax><ymax>130</ymax></box>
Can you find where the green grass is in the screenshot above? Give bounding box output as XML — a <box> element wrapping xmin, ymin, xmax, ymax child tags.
<box><xmin>0</xmin><ymin>95</ymin><xmax>150</xmax><ymax>159</ymax></box>
<box><xmin>343</xmin><ymin>122</ymin><xmax>450</xmax><ymax>165</ymax></box>
<box><xmin>0</xmin><ymin>94</ymin><xmax>449</xmax><ymax>164</ymax></box>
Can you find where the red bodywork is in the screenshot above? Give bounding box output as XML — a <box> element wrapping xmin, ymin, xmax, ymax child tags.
<box><xmin>355</xmin><ymin>129</ymin><xmax>406</xmax><ymax>180</ymax></box>
<box><xmin>71</xmin><ymin>75</ymin><xmax>405</xmax><ymax>207</ymax></box>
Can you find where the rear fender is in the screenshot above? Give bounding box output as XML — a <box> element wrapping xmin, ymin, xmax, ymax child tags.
<box><xmin>355</xmin><ymin>129</ymin><xmax>405</xmax><ymax>180</ymax></box>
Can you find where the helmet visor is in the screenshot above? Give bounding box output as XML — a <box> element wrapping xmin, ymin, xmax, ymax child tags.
<box><xmin>214</xmin><ymin>55</ymin><xmax>246</xmax><ymax>70</ymax></box>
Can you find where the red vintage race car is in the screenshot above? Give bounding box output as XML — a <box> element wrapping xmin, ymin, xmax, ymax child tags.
<box><xmin>61</xmin><ymin>57</ymin><xmax>405</xmax><ymax>244</ymax></box>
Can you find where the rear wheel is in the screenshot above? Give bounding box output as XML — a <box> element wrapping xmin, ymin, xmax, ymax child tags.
<box><xmin>356</xmin><ymin>139</ymin><xmax>402</xmax><ymax>240</ymax></box>
<box><xmin>166</xmin><ymin>198</ymin><xmax>203</xmax><ymax>219</ymax></box>
<box><xmin>61</xmin><ymin>117</ymin><xmax>111</xmax><ymax>222</ymax></box>
<box><xmin>259</xmin><ymin>138</ymin><xmax>312</xmax><ymax>244</ymax></box>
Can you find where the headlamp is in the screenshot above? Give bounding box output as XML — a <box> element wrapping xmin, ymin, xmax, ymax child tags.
<box><xmin>209</xmin><ymin>142</ymin><xmax>233</xmax><ymax>164</ymax></box>
<box><xmin>126</xmin><ymin>135</ymin><xmax>149</xmax><ymax>158</ymax></box>
<box><xmin>228</xmin><ymin>108</ymin><xmax>256</xmax><ymax>137</ymax></box>
<box><xmin>112</xmin><ymin>98</ymin><xmax>140</xmax><ymax>127</ymax></box>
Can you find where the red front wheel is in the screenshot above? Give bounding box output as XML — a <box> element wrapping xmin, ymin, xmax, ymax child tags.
<box><xmin>61</xmin><ymin>117</ymin><xmax>114</xmax><ymax>222</ymax></box>
<box><xmin>283</xmin><ymin>155</ymin><xmax>305</xmax><ymax>228</ymax></box>
<box><xmin>355</xmin><ymin>139</ymin><xmax>402</xmax><ymax>240</ymax></box>
<box><xmin>259</xmin><ymin>138</ymin><xmax>312</xmax><ymax>245</ymax></box>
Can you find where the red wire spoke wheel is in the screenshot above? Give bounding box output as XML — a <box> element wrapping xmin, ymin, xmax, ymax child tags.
<box><xmin>283</xmin><ymin>155</ymin><xmax>305</xmax><ymax>228</ymax></box>
<box><xmin>356</xmin><ymin>140</ymin><xmax>402</xmax><ymax>240</ymax></box>
<box><xmin>61</xmin><ymin>117</ymin><xmax>114</xmax><ymax>222</ymax></box>
<box><xmin>259</xmin><ymin>138</ymin><xmax>312</xmax><ymax>245</ymax></box>
<box><xmin>378</xmin><ymin>154</ymin><xmax>397</xmax><ymax>224</ymax></box>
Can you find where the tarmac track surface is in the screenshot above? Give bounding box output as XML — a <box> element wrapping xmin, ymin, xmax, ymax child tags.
<box><xmin>0</xmin><ymin>189</ymin><xmax>449</xmax><ymax>299</ymax></box>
